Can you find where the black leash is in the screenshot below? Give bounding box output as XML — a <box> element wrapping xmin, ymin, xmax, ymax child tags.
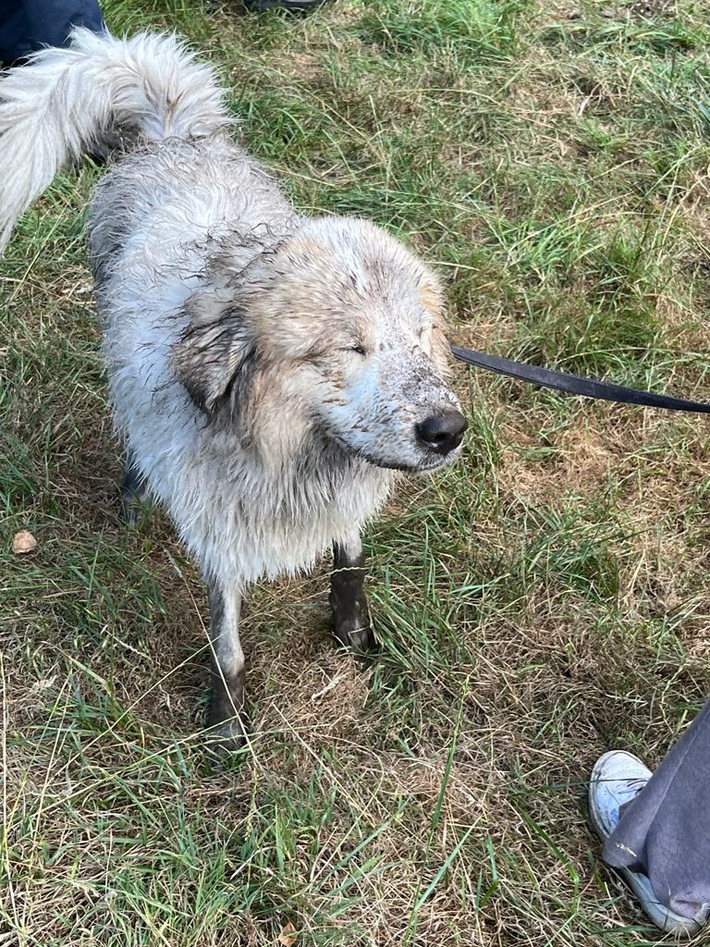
<box><xmin>451</xmin><ymin>345</ymin><xmax>710</xmax><ymax>414</ymax></box>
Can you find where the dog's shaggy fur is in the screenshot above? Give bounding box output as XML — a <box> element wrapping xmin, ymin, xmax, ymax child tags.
<box><xmin>0</xmin><ymin>30</ymin><xmax>466</xmax><ymax>744</ymax></box>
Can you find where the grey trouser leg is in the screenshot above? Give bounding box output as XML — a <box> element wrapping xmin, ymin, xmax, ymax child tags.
<box><xmin>603</xmin><ymin>699</ymin><xmax>710</xmax><ymax>922</ymax></box>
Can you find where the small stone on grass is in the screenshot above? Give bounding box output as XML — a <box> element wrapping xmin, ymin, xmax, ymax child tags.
<box><xmin>12</xmin><ymin>530</ymin><xmax>37</xmax><ymax>554</ymax></box>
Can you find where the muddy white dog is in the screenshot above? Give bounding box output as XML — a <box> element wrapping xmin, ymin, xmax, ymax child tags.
<box><xmin>0</xmin><ymin>30</ymin><xmax>467</xmax><ymax>745</ymax></box>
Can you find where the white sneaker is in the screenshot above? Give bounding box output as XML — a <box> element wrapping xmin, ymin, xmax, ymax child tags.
<box><xmin>589</xmin><ymin>750</ymin><xmax>704</xmax><ymax>938</ymax></box>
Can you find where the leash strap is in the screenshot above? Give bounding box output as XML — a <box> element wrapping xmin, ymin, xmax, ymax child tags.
<box><xmin>451</xmin><ymin>345</ymin><xmax>710</xmax><ymax>414</ymax></box>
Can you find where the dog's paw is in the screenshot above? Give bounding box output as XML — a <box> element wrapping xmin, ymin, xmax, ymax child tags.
<box><xmin>120</xmin><ymin>460</ymin><xmax>152</xmax><ymax>527</ymax></box>
<box><xmin>206</xmin><ymin>684</ymin><xmax>248</xmax><ymax>750</ymax></box>
<box><xmin>205</xmin><ymin>715</ymin><xmax>248</xmax><ymax>751</ymax></box>
<box><xmin>121</xmin><ymin>491</ymin><xmax>152</xmax><ymax>527</ymax></box>
<box><xmin>332</xmin><ymin>620</ymin><xmax>379</xmax><ymax>657</ymax></box>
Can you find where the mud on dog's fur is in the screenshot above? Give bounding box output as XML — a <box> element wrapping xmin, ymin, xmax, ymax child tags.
<box><xmin>0</xmin><ymin>30</ymin><xmax>467</xmax><ymax>746</ymax></box>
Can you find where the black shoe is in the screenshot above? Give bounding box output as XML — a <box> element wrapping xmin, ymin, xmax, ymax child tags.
<box><xmin>243</xmin><ymin>0</ymin><xmax>331</xmax><ymax>11</ymax></box>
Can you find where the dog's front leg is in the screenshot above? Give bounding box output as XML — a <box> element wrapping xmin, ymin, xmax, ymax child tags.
<box><xmin>330</xmin><ymin>533</ymin><xmax>377</xmax><ymax>654</ymax></box>
<box><xmin>206</xmin><ymin>578</ymin><xmax>247</xmax><ymax>748</ymax></box>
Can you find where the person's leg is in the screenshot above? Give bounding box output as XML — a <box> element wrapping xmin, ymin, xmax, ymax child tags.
<box><xmin>0</xmin><ymin>1</ymin><xmax>29</xmax><ymax>65</ymax></box>
<box><xmin>590</xmin><ymin>699</ymin><xmax>710</xmax><ymax>934</ymax></box>
<box><xmin>0</xmin><ymin>0</ymin><xmax>104</xmax><ymax>66</ymax></box>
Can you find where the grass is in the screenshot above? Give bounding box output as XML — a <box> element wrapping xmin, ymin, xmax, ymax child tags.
<box><xmin>2</xmin><ymin>0</ymin><xmax>710</xmax><ymax>943</ymax></box>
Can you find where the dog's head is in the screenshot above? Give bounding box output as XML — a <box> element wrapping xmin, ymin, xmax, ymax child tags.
<box><xmin>174</xmin><ymin>217</ymin><xmax>466</xmax><ymax>472</ymax></box>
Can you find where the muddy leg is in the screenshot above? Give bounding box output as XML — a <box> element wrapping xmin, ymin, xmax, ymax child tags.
<box><xmin>206</xmin><ymin>578</ymin><xmax>247</xmax><ymax>749</ymax></box>
<box><xmin>330</xmin><ymin>533</ymin><xmax>376</xmax><ymax>653</ymax></box>
<box><xmin>121</xmin><ymin>452</ymin><xmax>151</xmax><ymax>525</ymax></box>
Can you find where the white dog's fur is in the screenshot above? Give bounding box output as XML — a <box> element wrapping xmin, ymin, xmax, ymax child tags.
<box><xmin>0</xmin><ymin>30</ymin><xmax>466</xmax><ymax>744</ymax></box>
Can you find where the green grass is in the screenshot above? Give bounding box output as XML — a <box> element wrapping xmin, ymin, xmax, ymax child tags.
<box><xmin>2</xmin><ymin>0</ymin><xmax>710</xmax><ymax>944</ymax></box>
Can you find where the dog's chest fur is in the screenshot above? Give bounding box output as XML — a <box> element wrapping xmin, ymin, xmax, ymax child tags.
<box><xmin>183</xmin><ymin>430</ymin><xmax>394</xmax><ymax>584</ymax></box>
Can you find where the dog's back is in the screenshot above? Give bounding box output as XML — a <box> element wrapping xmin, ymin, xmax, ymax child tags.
<box><xmin>89</xmin><ymin>136</ymin><xmax>295</xmax><ymax>280</ymax></box>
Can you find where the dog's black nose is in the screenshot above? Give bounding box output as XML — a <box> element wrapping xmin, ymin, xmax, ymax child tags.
<box><xmin>415</xmin><ymin>410</ymin><xmax>468</xmax><ymax>455</ymax></box>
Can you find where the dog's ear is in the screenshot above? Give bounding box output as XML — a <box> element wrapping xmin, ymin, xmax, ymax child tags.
<box><xmin>172</xmin><ymin>286</ymin><xmax>255</xmax><ymax>414</ymax></box>
<box><xmin>419</xmin><ymin>275</ymin><xmax>444</xmax><ymax>317</ymax></box>
<box><xmin>417</xmin><ymin>272</ymin><xmax>452</xmax><ymax>376</ymax></box>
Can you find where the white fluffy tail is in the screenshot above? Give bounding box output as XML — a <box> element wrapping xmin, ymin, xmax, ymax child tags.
<box><xmin>0</xmin><ymin>29</ymin><xmax>230</xmax><ymax>252</ymax></box>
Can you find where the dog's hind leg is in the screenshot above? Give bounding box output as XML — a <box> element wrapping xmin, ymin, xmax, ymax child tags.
<box><xmin>121</xmin><ymin>452</ymin><xmax>151</xmax><ymax>526</ymax></box>
<box><xmin>206</xmin><ymin>578</ymin><xmax>247</xmax><ymax>749</ymax></box>
<box><xmin>330</xmin><ymin>533</ymin><xmax>377</xmax><ymax>654</ymax></box>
